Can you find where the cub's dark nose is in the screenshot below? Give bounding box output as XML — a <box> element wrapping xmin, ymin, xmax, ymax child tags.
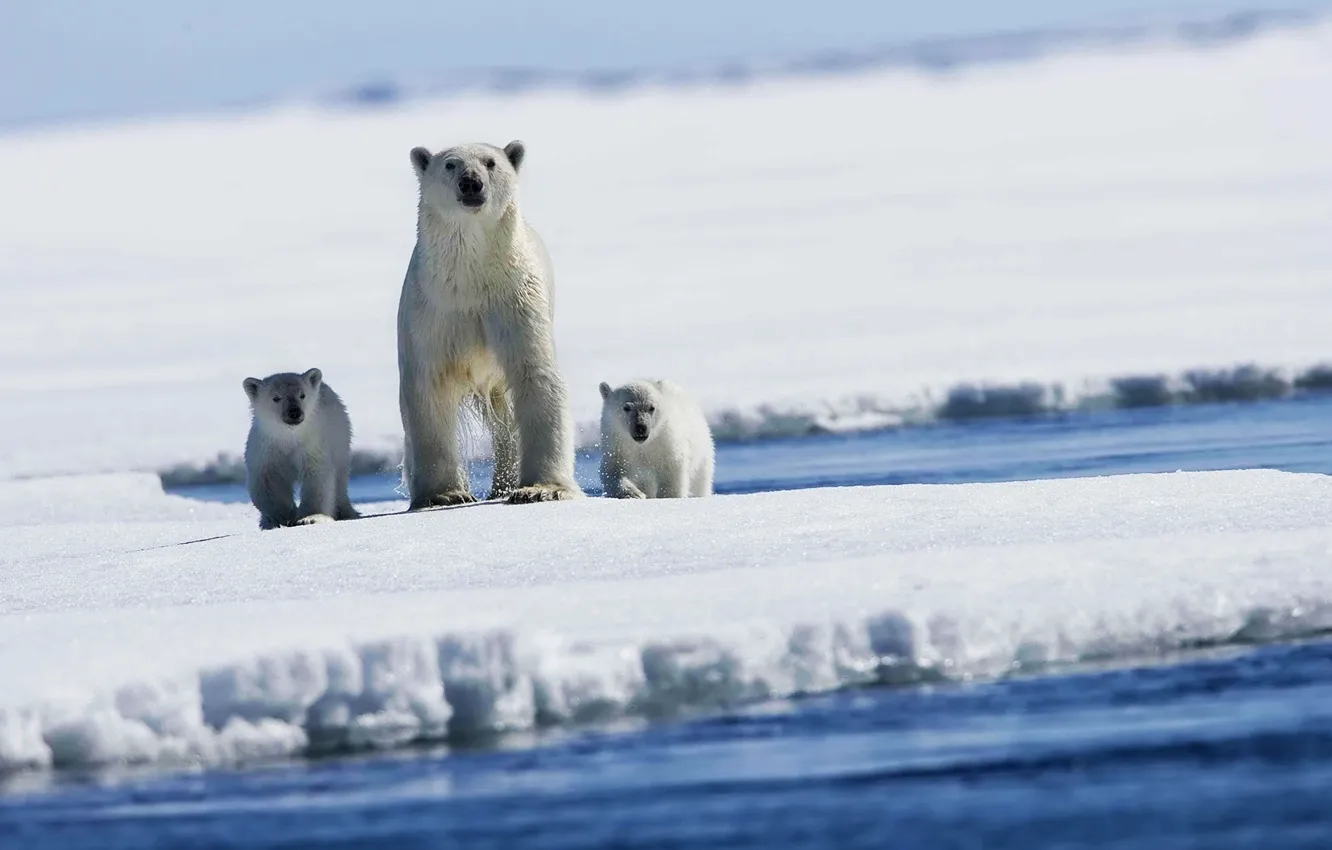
<box><xmin>631</xmin><ymin>425</ymin><xmax>649</xmax><ymax>442</ymax></box>
<box><xmin>284</xmin><ymin>408</ymin><xmax>304</xmax><ymax>424</ymax></box>
<box><xmin>458</xmin><ymin>173</ymin><xmax>484</xmax><ymax>196</ymax></box>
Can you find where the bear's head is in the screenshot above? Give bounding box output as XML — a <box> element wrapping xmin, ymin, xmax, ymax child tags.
<box><xmin>243</xmin><ymin>368</ymin><xmax>323</xmax><ymax>428</ymax></box>
<box><xmin>600</xmin><ymin>381</ymin><xmax>659</xmax><ymax>444</ymax></box>
<box><xmin>410</xmin><ymin>140</ymin><xmax>525</xmax><ymax>221</ymax></box>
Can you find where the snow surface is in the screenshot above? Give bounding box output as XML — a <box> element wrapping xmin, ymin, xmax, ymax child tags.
<box><xmin>3</xmin><ymin>469</ymin><xmax>1332</xmax><ymax>773</ymax></box>
<box><xmin>1</xmin><ymin>24</ymin><xmax>1331</xmax><ymax>479</ymax></box>
<box><xmin>2</xmin><ymin>2</ymin><xmax>1330</xmax><ymax>789</ymax></box>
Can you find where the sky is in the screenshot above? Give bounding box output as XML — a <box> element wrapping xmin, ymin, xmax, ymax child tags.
<box><xmin>1</xmin><ymin>0</ymin><xmax>1328</xmax><ymax>127</ymax></box>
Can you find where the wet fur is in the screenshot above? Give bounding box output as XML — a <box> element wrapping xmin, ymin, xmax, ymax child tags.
<box><xmin>599</xmin><ymin>379</ymin><xmax>715</xmax><ymax>499</ymax></box>
<box><xmin>398</xmin><ymin>140</ymin><xmax>580</xmax><ymax>509</ymax></box>
<box><xmin>243</xmin><ymin>369</ymin><xmax>359</xmax><ymax>529</ymax></box>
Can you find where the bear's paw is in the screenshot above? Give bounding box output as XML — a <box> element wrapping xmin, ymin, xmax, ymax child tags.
<box><xmin>409</xmin><ymin>490</ymin><xmax>478</xmax><ymax>511</ymax></box>
<box><xmin>507</xmin><ymin>484</ymin><xmax>582</xmax><ymax>504</ymax></box>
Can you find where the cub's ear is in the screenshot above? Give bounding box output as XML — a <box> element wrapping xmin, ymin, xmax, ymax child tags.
<box><xmin>503</xmin><ymin>140</ymin><xmax>526</xmax><ymax>172</ymax></box>
<box><xmin>243</xmin><ymin>378</ymin><xmax>261</xmax><ymax>400</ymax></box>
<box><xmin>302</xmin><ymin>368</ymin><xmax>323</xmax><ymax>389</ymax></box>
<box><xmin>599</xmin><ymin>381</ymin><xmax>612</xmax><ymax>401</ymax></box>
<box><xmin>410</xmin><ymin>146</ymin><xmax>432</xmax><ymax>177</ymax></box>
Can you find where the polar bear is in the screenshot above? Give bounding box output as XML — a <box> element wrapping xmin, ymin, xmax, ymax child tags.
<box><xmin>398</xmin><ymin>139</ymin><xmax>581</xmax><ymax>509</ymax></box>
<box><xmin>242</xmin><ymin>368</ymin><xmax>359</xmax><ymax>529</ymax></box>
<box><xmin>598</xmin><ymin>380</ymin><xmax>715</xmax><ymax>499</ymax></box>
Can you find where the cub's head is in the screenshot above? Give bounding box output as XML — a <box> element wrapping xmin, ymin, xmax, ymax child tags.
<box><xmin>600</xmin><ymin>381</ymin><xmax>659</xmax><ymax>444</ymax></box>
<box><xmin>243</xmin><ymin>368</ymin><xmax>323</xmax><ymax>428</ymax></box>
<box><xmin>409</xmin><ymin>140</ymin><xmax>525</xmax><ymax>220</ymax></box>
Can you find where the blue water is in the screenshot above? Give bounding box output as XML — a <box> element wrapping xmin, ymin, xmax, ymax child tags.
<box><xmin>7</xmin><ymin>641</ymin><xmax>1332</xmax><ymax>848</ymax></box>
<box><xmin>173</xmin><ymin>395</ymin><xmax>1332</xmax><ymax>506</ymax></box>
<box><xmin>7</xmin><ymin>397</ymin><xmax>1332</xmax><ymax>848</ymax></box>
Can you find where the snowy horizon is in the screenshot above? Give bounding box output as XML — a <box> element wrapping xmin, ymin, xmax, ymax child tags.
<box><xmin>1</xmin><ymin>1</ymin><xmax>1329</xmax><ymax>130</ymax></box>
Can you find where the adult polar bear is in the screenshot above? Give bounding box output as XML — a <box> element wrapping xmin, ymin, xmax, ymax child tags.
<box><xmin>398</xmin><ymin>139</ymin><xmax>581</xmax><ymax>508</ymax></box>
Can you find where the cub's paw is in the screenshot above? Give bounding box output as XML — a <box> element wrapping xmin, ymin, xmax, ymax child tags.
<box><xmin>507</xmin><ymin>484</ymin><xmax>583</xmax><ymax>504</ymax></box>
<box><xmin>613</xmin><ymin>478</ymin><xmax>647</xmax><ymax>499</ymax></box>
<box><xmin>296</xmin><ymin>513</ymin><xmax>335</xmax><ymax>525</ymax></box>
<box><xmin>409</xmin><ymin>491</ymin><xmax>477</xmax><ymax>511</ymax></box>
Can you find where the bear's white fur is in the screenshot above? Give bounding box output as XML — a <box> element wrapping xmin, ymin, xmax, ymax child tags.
<box><xmin>242</xmin><ymin>368</ymin><xmax>359</xmax><ymax>529</ymax></box>
<box><xmin>398</xmin><ymin>139</ymin><xmax>580</xmax><ymax>509</ymax></box>
<box><xmin>598</xmin><ymin>379</ymin><xmax>715</xmax><ymax>499</ymax></box>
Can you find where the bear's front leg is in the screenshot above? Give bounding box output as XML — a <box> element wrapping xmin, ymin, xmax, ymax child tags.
<box><xmin>611</xmin><ymin>477</ymin><xmax>648</xmax><ymax>499</ymax></box>
<box><xmin>295</xmin><ymin>456</ymin><xmax>338</xmax><ymax>525</ymax></box>
<box><xmin>600</xmin><ymin>451</ymin><xmax>646</xmax><ymax>499</ymax></box>
<box><xmin>248</xmin><ymin>459</ymin><xmax>298</xmax><ymax>530</ymax></box>
<box><xmin>690</xmin><ymin>460</ymin><xmax>715</xmax><ymax>498</ymax></box>
<box><xmin>400</xmin><ymin>363</ymin><xmax>475</xmax><ymax>510</ymax></box>
<box><xmin>484</xmin><ymin>306</ymin><xmax>581</xmax><ymax>504</ymax></box>
<box><xmin>657</xmin><ymin>464</ymin><xmax>692</xmax><ymax>499</ymax></box>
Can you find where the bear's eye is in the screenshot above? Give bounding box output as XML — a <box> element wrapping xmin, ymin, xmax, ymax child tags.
<box><xmin>272</xmin><ymin>397</ymin><xmax>281</xmax><ymax>404</ymax></box>
<box><xmin>444</xmin><ymin>161</ymin><xmax>456</xmax><ymax>172</ymax></box>
<box><xmin>485</xmin><ymin>158</ymin><xmax>496</xmax><ymax>170</ymax></box>
<box><xmin>647</xmin><ymin>406</ymin><xmax>656</xmax><ymax>414</ymax></box>
<box><xmin>623</xmin><ymin>404</ymin><xmax>633</xmax><ymax>413</ymax></box>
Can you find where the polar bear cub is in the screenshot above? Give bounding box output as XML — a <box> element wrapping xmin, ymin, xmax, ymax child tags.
<box><xmin>398</xmin><ymin>139</ymin><xmax>581</xmax><ymax>509</ymax></box>
<box><xmin>599</xmin><ymin>380</ymin><xmax>715</xmax><ymax>499</ymax></box>
<box><xmin>242</xmin><ymin>368</ymin><xmax>359</xmax><ymax>529</ymax></box>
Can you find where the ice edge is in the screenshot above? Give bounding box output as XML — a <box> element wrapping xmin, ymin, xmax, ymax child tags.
<box><xmin>4</xmin><ymin>597</ymin><xmax>1328</xmax><ymax>776</ymax></box>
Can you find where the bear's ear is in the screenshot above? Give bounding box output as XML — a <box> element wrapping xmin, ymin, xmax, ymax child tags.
<box><xmin>599</xmin><ymin>381</ymin><xmax>611</xmax><ymax>401</ymax></box>
<box><xmin>243</xmin><ymin>378</ymin><xmax>261</xmax><ymax>401</ymax></box>
<box><xmin>503</xmin><ymin>140</ymin><xmax>526</xmax><ymax>172</ymax></box>
<box><xmin>410</xmin><ymin>146</ymin><xmax>432</xmax><ymax>177</ymax></box>
<box><xmin>302</xmin><ymin>368</ymin><xmax>323</xmax><ymax>389</ymax></box>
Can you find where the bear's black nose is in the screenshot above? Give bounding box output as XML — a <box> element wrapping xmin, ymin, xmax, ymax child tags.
<box><xmin>285</xmin><ymin>408</ymin><xmax>303</xmax><ymax>423</ymax></box>
<box><xmin>458</xmin><ymin>173</ymin><xmax>483</xmax><ymax>196</ymax></box>
<box><xmin>632</xmin><ymin>425</ymin><xmax>649</xmax><ymax>442</ymax></box>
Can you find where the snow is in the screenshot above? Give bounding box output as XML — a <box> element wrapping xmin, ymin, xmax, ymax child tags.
<box><xmin>3</xmin><ymin>469</ymin><xmax>1332</xmax><ymax>773</ymax></box>
<box><xmin>2</xmin><ymin>24</ymin><xmax>1332</xmax><ymax>479</ymax></box>
<box><xmin>3</xmin><ymin>18</ymin><xmax>1332</xmax><ymax>780</ymax></box>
